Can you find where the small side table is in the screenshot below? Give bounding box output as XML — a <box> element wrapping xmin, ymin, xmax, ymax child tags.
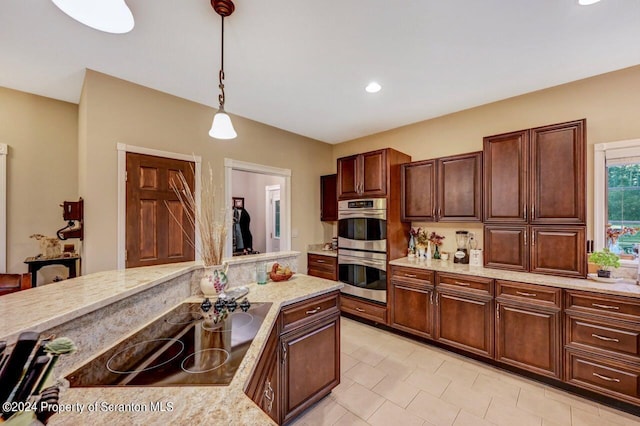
<box><xmin>24</xmin><ymin>255</ymin><xmax>81</xmax><ymax>287</ymax></box>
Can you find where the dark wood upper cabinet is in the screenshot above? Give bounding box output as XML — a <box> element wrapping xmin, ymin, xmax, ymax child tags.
<box><xmin>484</xmin><ymin>119</ymin><xmax>585</xmax><ymax>225</ymax></box>
<box><xmin>530</xmin><ymin>120</ymin><xmax>586</xmax><ymax>225</ymax></box>
<box><xmin>530</xmin><ymin>226</ymin><xmax>586</xmax><ymax>278</ymax></box>
<box><xmin>320</xmin><ymin>174</ymin><xmax>338</xmax><ymax>221</ymax></box>
<box><xmin>401</xmin><ymin>152</ymin><xmax>482</xmax><ymax>222</ymax></box>
<box><xmin>337</xmin><ymin>149</ymin><xmax>387</xmax><ymax>199</ymax></box>
<box><xmin>484</xmin><ymin>225</ymin><xmax>528</xmax><ymax>272</ymax></box>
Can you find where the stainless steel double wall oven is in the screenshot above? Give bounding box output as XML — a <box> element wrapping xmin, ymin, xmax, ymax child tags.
<box><xmin>337</xmin><ymin>198</ymin><xmax>387</xmax><ymax>303</ymax></box>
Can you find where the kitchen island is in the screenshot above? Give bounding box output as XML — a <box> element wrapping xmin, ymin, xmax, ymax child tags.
<box><xmin>1</xmin><ymin>257</ymin><xmax>342</xmax><ymax>425</ymax></box>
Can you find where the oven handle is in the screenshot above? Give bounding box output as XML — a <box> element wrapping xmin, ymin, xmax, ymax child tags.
<box><xmin>338</xmin><ymin>257</ymin><xmax>386</xmax><ymax>271</ymax></box>
<box><xmin>338</xmin><ymin>211</ymin><xmax>386</xmax><ymax>220</ymax></box>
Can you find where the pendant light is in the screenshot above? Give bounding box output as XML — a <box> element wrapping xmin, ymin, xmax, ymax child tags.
<box><xmin>209</xmin><ymin>0</ymin><xmax>237</xmax><ymax>140</ymax></box>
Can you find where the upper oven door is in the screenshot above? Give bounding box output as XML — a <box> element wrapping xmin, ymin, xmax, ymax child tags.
<box><xmin>337</xmin><ymin>217</ymin><xmax>387</xmax><ymax>251</ymax></box>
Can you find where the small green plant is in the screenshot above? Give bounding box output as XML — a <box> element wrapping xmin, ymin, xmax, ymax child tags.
<box><xmin>588</xmin><ymin>249</ymin><xmax>621</xmax><ymax>271</ymax></box>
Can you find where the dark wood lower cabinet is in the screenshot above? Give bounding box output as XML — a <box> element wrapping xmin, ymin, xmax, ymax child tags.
<box><xmin>390</xmin><ymin>280</ymin><xmax>434</xmax><ymax>339</ymax></box>
<box><xmin>245</xmin><ymin>291</ymin><xmax>340</xmax><ymax>425</ymax></box>
<box><xmin>281</xmin><ymin>313</ymin><xmax>340</xmax><ymax>424</ymax></box>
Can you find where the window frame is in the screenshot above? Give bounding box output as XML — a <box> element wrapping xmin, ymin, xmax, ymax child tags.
<box><xmin>594</xmin><ymin>138</ymin><xmax>640</xmax><ymax>266</ymax></box>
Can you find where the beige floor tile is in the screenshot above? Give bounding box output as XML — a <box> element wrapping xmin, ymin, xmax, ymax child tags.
<box><xmin>543</xmin><ymin>388</ymin><xmax>599</xmax><ymax>415</ymax></box>
<box><xmin>341</xmin><ymin>339</ymin><xmax>362</xmax><ymax>355</ymax></box>
<box><xmin>333</xmin><ymin>411</ymin><xmax>370</xmax><ymax>426</ymax></box>
<box><xmin>332</xmin><ymin>382</ymin><xmax>385</xmax><ymax>420</ymax></box>
<box><xmin>351</xmin><ymin>345</ymin><xmax>387</xmax><ymax>367</ymax></box>
<box><xmin>403</xmin><ymin>347</ymin><xmax>447</xmax><ymax>373</ymax></box>
<box><xmin>441</xmin><ymin>382</ymin><xmax>491</xmax><ymax>418</ymax></box>
<box><xmin>331</xmin><ymin>376</ymin><xmax>356</xmax><ymax>400</ymax></box>
<box><xmin>372</xmin><ymin>375</ymin><xmax>421</xmax><ymax>408</ymax></box>
<box><xmin>598</xmin><ymin>406</ymin><xmax>640</xmax><ymax>425</ymax></box>
<box><xmin>341</xmin><ymin>352</ymin><xmax>359</xmax><ymax>374</ymax></box>
<box><xmin>406</xmin><ymin>390</ymin><xmax>459</xmax><ymax>425</ymax></box>
<box><xmin>453</xmin><ymin>410</ymin><xmax>497</xmax><ymax>426</ymax></box>
<box><xmin>517</xmin><ymin>389</ymin><xmax>571</xmax><ymax>425</ymax></box>
<box><xmin>542</xmin><ymin>419</ymin><xmax>564</xmax><ymax>426</ymax></box>
<box><xmin>368</xmin><ymin>400</ymin><xmax>425</xmax><ymax>426</ymax></box>
<box><xmin>344</xmin><ymin>361</ymin><xmax>387</xmax><ymax>389</ymax></box>
<box><xmin>375</xmin><ymin>356</ymin><xmax>415</xmax><ymax>381</ymax></box>
<box><xmin>405</xmin><ymin>367</ymin><xmax>452</xmax><ymax>397</ymax></box>
<box><xmin>471</xmin><ymin>373</ymin><xmax>520</xmax><ymax>404</ymax></box>
<box><xmin>571</xmin><ymin>408</ymin><xmax>619</xmax><ymax>426</ymax></box>
<box><xmin>434</xmin><ymin>360</ymin><xmax>479</xmax><ymax>388</ymax></box>
<box><xmin>293</xmin><ymin>396</ymin><xmax>348</xmax><ymax>426</ymax></box>
<box><xmin>485</xmin><ymin>397</ymin><xmax>542</xmax><ymax>426</ymax></box>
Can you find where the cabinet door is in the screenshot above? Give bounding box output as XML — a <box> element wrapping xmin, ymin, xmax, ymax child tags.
<box><xmin>495</xmin><ymin>302</ymin><xmax>562</xmax><ymax>378</ymax></box>
<box><xmin>281</xmin><ymin>314</ymin><xmax>340</xmax><ymax>424</ymax></box>
<box><xmin>361</xmin><ymin>149</ymin><xmax>387</xmax><ymax>197</ymax></box>
<box><xmin>530</xmin><ymin>226</ymin><xmax>586</xmax><ymax>278</ymax></box>
<box><xmin>435</xmin><ymin>290</ymin><xmax>494</xmax><ymax>358</ymax></box>
<box><xmin>337</xmin><ymin>155</ymin><xmax>360</xmax><ymax>199</ymax></box>
<box><xmin>390</xmin><ymin>280</ymin><xmax>434</xmax><ymax>338</ymax></box>
<box><xmin>401</xmin><ymin>160</ymin><xmax>436</xmax><ymax>221</ymax></box>
<box><xmin>438</xmin><ymin>152</ymin><xmax>482</xmax><ymax>222</ymax></box>
<box><xmin>484</xmin><ymin>225</ymin><xmax>528</xmax><ymax>272</ymax></box>
<box><xmin>320</xmin><ymin>174</ymin><xmax>338</xmax><ymax>221</ymax></box>
<box><xmin>483</xmin><ymin>130</ymin><xmax>528</xmax><ymax>223</ymax></box>
<box><xmin>245</xmin><ymin>323</ymin><xmax>280</xmax><ymax>424</ymax></box>
<box><xmin>530</xmin><ymin>119</ymin><xmax>585</xmax><ymax>225</ymax></box>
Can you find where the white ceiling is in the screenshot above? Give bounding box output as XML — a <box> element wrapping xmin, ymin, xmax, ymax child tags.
<box><xmin>1</xmin><ymin>1</ymin><xmax>640</xmax><ymax>144</ymax></box>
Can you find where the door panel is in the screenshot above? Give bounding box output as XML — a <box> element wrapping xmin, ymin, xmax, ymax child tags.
<box><xmin>337</xmin><ymin>155</ymin><xmax>359</xmax><ymax>199</ymax></box>
<box><xmin>401</xmin><ymin>160</ymin><xmax>436</xmax><ymax>221</ymax></box>
<box><xmin>361</xmin><ymin>150</ymin><xmax>386</xmax><ymax>196</ymax></box>
<box><xmin>530</xmin><ymin>226</ymin><xmax>586</xmax><ymax>277</ymax></box>
<box><xmin>126</xmin><ymin>153</ymin><xmax>195</xmax><ymax>268</ymax></box>
<box><xmin>484</xmin><ymin>226</ymin><xmax>528</xmax><ymax>271</ymax></box>
<box><xmin>439</xmin><ymin>152</ymin><xmax>482</xmax><ymax>221</ymax></box>
<box><xmin>436</xmin><ymin>291</ymin><xmax>493</xmax><ymax>357</ymax></box>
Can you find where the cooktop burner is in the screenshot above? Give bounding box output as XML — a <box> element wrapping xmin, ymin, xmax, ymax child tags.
<box><xmin>66</xmin><ymin>300</ymin><xmax>272</xmax><ymax>387</ymax></box>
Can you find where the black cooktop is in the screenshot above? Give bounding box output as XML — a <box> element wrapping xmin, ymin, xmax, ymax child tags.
<box><xmin>66</xmin><ymin>301</ymin><xmax>272</xmax><ymax>387</ymax></box>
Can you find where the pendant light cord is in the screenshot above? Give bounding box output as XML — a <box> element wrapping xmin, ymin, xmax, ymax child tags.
<box><xmin>218</xmin><ymin>15</ymin><xmax>226</xmax><ymax>109</ymax></box>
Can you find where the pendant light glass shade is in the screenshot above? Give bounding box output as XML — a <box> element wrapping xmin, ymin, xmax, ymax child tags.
<box><xmin>209</xmin><ymin>110</ymin><xmax>237</xmax><ymax>139</ymax></box>
<box><xmin>51</xmin><ymin>0</ymin><xmax>134</xmax><ymax>34</ymax></box>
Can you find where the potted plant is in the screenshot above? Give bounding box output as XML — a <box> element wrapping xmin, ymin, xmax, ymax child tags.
<box><xmin>588</xmin><ymin>248</ymin><xmax>620</xmax><ymax>278</ymax></box>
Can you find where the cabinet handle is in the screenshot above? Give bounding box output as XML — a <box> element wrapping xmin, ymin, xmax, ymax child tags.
<box><xmin>281</xmin><ymin>341</ymin><xmax>287</xmax><ymax>364</ymax></box>
<box><xmin>454</xmin><ymin>281</ymin><xmax>471</xmax><ymax>287</ymax></box>
<box><xmin>430</xmin><ymin>292</ymin><xmax>433</xmax><ymax>305</ymax></box>
<box><xmin>524</xmin><ymin>232</ymin><xmax>527</xmax><ymax>246</ymax></box>
<box><xmin>264</xmin><ymin>380</ymin><xmax>274</xmax><ymax>413</ymax></box>
<box><xmin>496</xmin><ymin>303</ymin><xmax>500</xmax><ymax>320</ymax></box>
<box><xmin>531</xmin><ymin>232</ymin><xmax>535</xmax><ymax>246</ymax></box>
<box><xmin>524</xmin><ymin>205</ymin><xmax>527</xmax><ymax>221</ymax></box>
<box><xmin>355</xmin><ymin>307</ymin><xmax>366</xmax><ymax>312</ymax></box>
<box><xmin>306</xmin><ymin>307</ymin><xmax>321</xmax><ymax>315</ymax></box>
<box><xmin>432</xmin><ymin>208</ymin><xmax>436</xmax><ymax>218</ymax></box>
<box><xmin>436</xmin><ymin>293</ymin><xmax>439</xmax><ymax>305</ymax></box>
<box><xmin>591</xmin><ymin>333</ymin><xmax>620</xmax><ymax>343</ymax></box>
<box><xmin>404</xmin><ymin>273</ymin><xmax>417</xmax><ymax>278</ymax></box>
<box><xmin>516</xmin><ymin>291</ymin><xmax>537</xmax><ymax>297</ymax></box>
<box><xmin>531</xmin><ymin>205</ymin><xmax>535</xmax><ymax>220</ymax></box>
<box><xmin>592</xmin><ymin>372</ymin><xmax>621</xmax><ymax>383</ymax></box>
<box><xmin>316</xmin><ymin>259</ymin><xmax>325</xmax><ymax>263</ymax></box>
<box><xmin>438</xmin><ymin>208</ymin><xmax>442</xmax><ymax>218</ymax></box>
<box><xmin>592</xmin><ymin>303</ymin><xmax>620</xmax><ymax>310</ymax></box>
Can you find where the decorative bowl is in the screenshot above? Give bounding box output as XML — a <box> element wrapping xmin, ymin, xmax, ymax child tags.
<box><xmin>269</xmin><ymin>271</ymin><xmax>293</xmax><ymax>282</ymax></box>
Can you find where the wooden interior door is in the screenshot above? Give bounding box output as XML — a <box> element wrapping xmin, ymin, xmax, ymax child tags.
<box><xmin>126</xmin><ymin>153</ymin><xmax>195</xmax><ymax>268</ymax></box>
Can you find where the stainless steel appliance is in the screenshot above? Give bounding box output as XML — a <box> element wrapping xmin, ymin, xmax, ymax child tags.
<box><xmin>337</xmin><ymin>198</ymin><xmax>388</xmax><ymax>303</ymax></box>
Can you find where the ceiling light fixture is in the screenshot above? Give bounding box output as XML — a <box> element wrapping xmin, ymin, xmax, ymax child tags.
<box><xmin>51</xmin><ymin>0</ymin><xmax>134</xmax><ymax>34</ymax></box>
<box><xmin>209</xmin><ymin>0</ymin><xmax>237</xmax><ymax>140</ymax></box>
<box><xmin>578</xmin><ymin>0</ymin><xmax>601</xmax><ymax>5</ymax></box>
<box><xmin>365</xmin><ymin>82</ymin><xmax>382</xmax><ymax>93</ymax></box>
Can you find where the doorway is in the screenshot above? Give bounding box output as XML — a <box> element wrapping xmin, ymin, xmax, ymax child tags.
<box><xmin>266</xmin><ymin>185</ymin><xmax>281</xmax><ymax>253</ymax></box>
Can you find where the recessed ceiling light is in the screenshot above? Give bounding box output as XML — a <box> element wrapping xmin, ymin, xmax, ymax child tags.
<box><xmin>365</xmin><ymin>82</ymin><xmax>382</xmax><ymax>93</ymax></box>
<box><xmin>51</xmin><ymin>0</ymin><xmax>135</xmax><ymax>34</ymax></box>
<box><xmin>578</xmin><ymin>0</ymin><xmax>601</xmax><ymax>5</ymax></box>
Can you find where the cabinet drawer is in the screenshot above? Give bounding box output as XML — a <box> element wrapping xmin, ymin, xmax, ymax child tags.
<box><xmin>340</xmin><ymin>295</ymin><xmax>387</xmax><ymax>323</ymax></box>
<box><xmin>565</xmin><ymin>290</ymin><xmax>640</xmax><ymax>321</ymax></box>
<box><xmin>567</xmin><ymin>316</ymin><xmax>640</xmax><ymax>359</ymax></box>
<box><xmin>437</xmin><ymin>273</ymin><xmax>493</xmax><ymax>295</ymax></box>
<box><xmin>281</xmin><ymin>291</ymin><xmax>339</xmax><ymax>333</ymax></box>
<box><xmin>390</xmin><ymin>266</ymin><xmax>434</xmax><ymax>283</ymax></box>
<box><xmin>307</xmin><ymin>267</ymin><xmax>337</xmax><ymax>281</ymax></box>
<box><xmin>496</xmin><ymin>280</ymin><xmax>561</xmax><ymax>308</ymax></box>
<box><xmin>567</xmin><ymin>351</ymin><xmax>640</xmax><ymax>401</ymax></box>
<box><xmin>308</xmin><ymin>254</ymin><xmax>337</xmax><ymax>270</ymax></box>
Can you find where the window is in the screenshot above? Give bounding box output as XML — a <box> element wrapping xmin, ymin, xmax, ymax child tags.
<box><xmin>594</xmin><ymin>139</ymin><xmax>640</xmax><ymax>264</ymax></box>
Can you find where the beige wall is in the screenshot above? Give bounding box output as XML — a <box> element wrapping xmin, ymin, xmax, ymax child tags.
<box><xmin>79</xmin><ymin>70</ymin><xmax>333</xmax><ymax>273</ymax></box>
<box><xmin>332</xmin><ymin>65</ymin><xmax>640</xmax><ymax>254</ymax></box>
<box><xmin>0</xmin><ymin>87</ymin><xmax>78</xmax><ymax>274</ymax></box>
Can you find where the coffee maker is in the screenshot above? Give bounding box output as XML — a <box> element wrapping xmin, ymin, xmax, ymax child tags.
<box><xmin>454</xmin><ymin>231</ymin><xmax>469</xmax><ymax>264</ymax></box>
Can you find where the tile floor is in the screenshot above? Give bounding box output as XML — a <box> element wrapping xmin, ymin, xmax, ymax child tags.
<box><xmin>292</xmin><ymin>317</ymin><xmax>640</xmax><ymax>426</ymax></box>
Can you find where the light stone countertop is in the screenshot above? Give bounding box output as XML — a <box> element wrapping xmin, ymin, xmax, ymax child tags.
<box><xmin>0</xmin><ymin>261</ymin><xmax>201</xmax><ymax>343</ymax></box>
<box><xmin>48</xmin><ymin>273</ymin><xmax>342</xmax><ymax>426</ymax></box>
<box><xmin>389</xmin><ymin>257</ymin><xmax>640</xmax><ymax>298</ymax></box>
<box><xmin>307</xmin><ymin>243</ymin><xmax>338</xmax><ymax>257</ymax></box>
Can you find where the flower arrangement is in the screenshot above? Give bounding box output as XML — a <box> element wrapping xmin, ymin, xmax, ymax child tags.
<box><xmin>428</xmin><ymin>232</ymin><xmax>445</xmax><ymax>246</ymax></box>
<box><xmin>606</xmin><ymin>224</ymin><xmax>638</xmax><ymax>247</ymax></box>
<box><xmin>168</xmin><ymin>164</ymin><xmax>227</xmax><ymax>266</ymax></box>
<box><xmin>411</xmin><ymin>227</ymin><xmax>429</xmax><ymax>248</ymax></box>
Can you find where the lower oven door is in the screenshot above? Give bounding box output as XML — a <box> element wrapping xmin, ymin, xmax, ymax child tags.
<box><xmin>338</xmin><ymin>250</ymin><xmax>387</xmax><ymax>303</ymax></box>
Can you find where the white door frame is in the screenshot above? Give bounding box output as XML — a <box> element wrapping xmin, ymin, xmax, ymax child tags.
<box><xmin>265</xmin><ymin>184</ymin><xmax>281</xmax><ymax>253</ymax></box>
<box><xmin>116</xmin><ymin>143</ymin><xmax>201</xmax><ymax>269</ymax></box>
<box><xmin>0</xmin><ymin>143</ymin><xmax>7</xmax><ymax>273</ymax></box>
<box><xmin>224</xmin><ymin>158</ymin><xmax>291</xmax><ymax>259</ymax></box>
